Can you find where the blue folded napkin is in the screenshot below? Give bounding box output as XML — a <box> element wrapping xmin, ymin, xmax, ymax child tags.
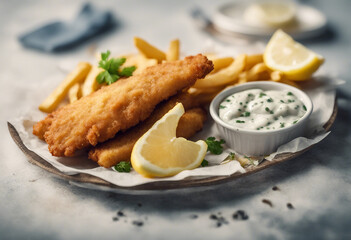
<box><xmin>18</xmin><ymin>3</ymin><xmax>114</xmax><ymax>52</ymax></box>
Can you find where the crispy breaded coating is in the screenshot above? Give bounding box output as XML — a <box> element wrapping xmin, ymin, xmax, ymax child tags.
<box><xmin>89</xmin><ymin>93</ymin><xmax>207</xmax><ymax>168</ymax></box>
<box><xmin>33</xmin><ymin>54</ymin><xmax>213</xmax><ymax>156</ymax></box>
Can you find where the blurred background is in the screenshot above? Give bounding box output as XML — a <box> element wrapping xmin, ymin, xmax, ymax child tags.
<box><xmin>1</xmin><ymin>0</ymin><xmax>350</xmax><ymax>239</ymax></box>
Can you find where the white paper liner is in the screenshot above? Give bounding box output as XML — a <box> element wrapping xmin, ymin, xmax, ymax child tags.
<box><xmin>8</xmin><ymin>41</ymin><xmax>344</xmax><ymax>188</ymax></box>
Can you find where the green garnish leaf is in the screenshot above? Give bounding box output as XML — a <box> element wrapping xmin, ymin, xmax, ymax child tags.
<box><xmin>120</xmin><ymin>66</ymin><xmax>137</xmax><ymax>77</ymax></box>
<box><xmin>201</xmin><ymin>159</ymin><xmax>209</xmax><ymax>167</ymax></box>
<box><xmin>101</xmin><ymin>50</ymin><xmax>111</xmax><ymax>61</ymax></box>
<box><xmin>226</xmin><ymin>152</ymin><xmax>235</xmax><ymax>160</ymax></box>
<box><xmin>205</xmin><ymin>137</ymin><xmax>225</xmax><ymax>155</ymax></box>
<box><xmin>221</xmin><ymin>152</ymin><xmax>236</xmax><ymax>164</ymax></box>
<box><xmin>96</xmin><ymin>50</ymin><xmax>136</xmax><ymax>85</ymax></box>
<box><xmin>114</xmin><ymin>161</ymin><xmax>132</xmax><ymax>172</ymax></box>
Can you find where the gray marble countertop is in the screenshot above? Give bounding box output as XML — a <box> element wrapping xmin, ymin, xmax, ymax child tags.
<box><xmin>1</xmin><ymin>0</ymin><xmax>350</xmax><ymax>239</ymax></box>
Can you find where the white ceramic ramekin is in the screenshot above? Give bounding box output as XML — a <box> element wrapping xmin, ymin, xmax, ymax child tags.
<box><xmin>209</xmin><ymin>81</ymin><xmax>313</xmax><ymax>156</ymax></box>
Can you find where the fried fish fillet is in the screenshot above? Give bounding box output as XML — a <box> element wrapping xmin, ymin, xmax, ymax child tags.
<box><xmin>89</xmin><ymin>92</ymin><xmax>207</xmax><ymax>168</ymax></box>
<box><xmin>33</xmin><ymin>54</ymin><xmax>213</xmax><ymax>157</ymax></box>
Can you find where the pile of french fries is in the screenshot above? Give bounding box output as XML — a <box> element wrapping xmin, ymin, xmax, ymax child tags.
<box><xmin>38</xmin><ymin>37</ymin><xmax>302</xmax><ymax>113</ymax></box>
<box><xmin>189</xmin><ymin>52</ymin><xmax>301</xmax><ymax>105</ymax></box>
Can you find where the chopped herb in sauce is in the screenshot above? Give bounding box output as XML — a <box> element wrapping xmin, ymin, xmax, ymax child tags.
<box><xmin>218</xmin><ymin>89</ymin><xmax>307</xmax><ymax>131</ymax></box>
<box><xmin>265</xmin><ymin>107</ymin><xmax>274</xmax><ymax>114</ymax></box>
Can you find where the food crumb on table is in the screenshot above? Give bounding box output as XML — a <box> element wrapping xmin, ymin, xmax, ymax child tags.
<box><xmin>262</xmin><ymin>199</ymin><xmax>273</xmax><ymax>207</ymax></box>
<box><xmin>287</xmin><ymin>203</ymin><xmax>295</xmax><ymax>209</ymax></box>
<box><xmin>209</xmin><ymin>213</ymin><xmax>228</xmax><ymax>228</ymax></box>
<box><xmin>232</xmin><ymin>210</ymin><xmax>249</xmax><ymax>220</ymax></box>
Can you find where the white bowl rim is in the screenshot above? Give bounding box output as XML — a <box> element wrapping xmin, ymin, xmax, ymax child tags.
<box><xmin>209</xmin><ymin>81</ymin><xmax>313</xmax><ymax>135</ymax></box>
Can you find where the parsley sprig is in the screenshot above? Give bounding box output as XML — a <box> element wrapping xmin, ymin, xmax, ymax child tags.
<box><xmin>114</xmin><ymin>161</ymin><xmax>132</xmax><ymax>172</ymax></box>
<box><xmin>205</xmin><ymin>137</ymin><xmax>225</xmax><ymax>155</ymax></box>
<box><xmin>201</xmin><ymin>159</ymin><xmax>209</xmax><ymax>167</ymax></box>
<box><xmin>96</xmin><ymin>50</ymin><xmax>136</xmax><ymax>85</ymax></box>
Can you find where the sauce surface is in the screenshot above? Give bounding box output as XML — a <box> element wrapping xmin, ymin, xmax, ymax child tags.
<box><xmin>219</xmin><ymin>89</ymin><xmax>307</xmax><ymax>131</ymax></box>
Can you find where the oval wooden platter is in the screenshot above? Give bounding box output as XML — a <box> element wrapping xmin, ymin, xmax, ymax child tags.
<box><xmin>8</xmin><ymin>100</ymin><xmax>337</xmax><ymax>192</ymax></box>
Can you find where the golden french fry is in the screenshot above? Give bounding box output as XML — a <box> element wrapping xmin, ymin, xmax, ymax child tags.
<box><xmin>166</xmin><ymin>39</ymin><xmax>180</xmax><ymax>61</ymax></box>
<box><xmin>188</xmin><ymin>86</ymin><xmax>224</xmax><ymax>95</ymax></box>
<box><xmin>270</xmin><ymin>71</ymin><xmax>283</xmax><ymax>82</ymax></box>
<box><xmin>245</xmin><ymin>54</ymin><xmax>263</xmax><ymax>71</ymax></box>
<box><xmin>278</xmin><ymin>79</ymin><xmax>301</xmax><ymax>88</ymax></box>
<box><xmin>257</xmin><ymin>71</ymin><xmax>271</xmax><ymax>80</ymax></box>
<box><xmin>81</xmin><ymin>65</ymin><xmax>103</xmax><ymax>97</ymax></box>
<box><xmin>193</xmin><ymin>54</ymin><xmax>247</xmax><ymax>89</ymax></box>
<box><xmin>94</xmin><ymin>51</ymin><xmax>101</xmax><ymax>61</ymax></box>
<box><xmin>68</xmin><ymin>83</ymin><xmax>81</xmax><ymax>103</ymax></box>
<box><xmin>246</xmin><ymin>63</ymin><xmax>269</xmax><ymax>81</ymax></box>
<box><xmin>238</xmin><ymin>72</ymin><xmax>248</xmax><ymax>84</ymax></box>
<box><xmin>188</xmin><ymin>86</ymin><xmax>225</xmax><ymax>106</ymax></box>
<box><xmin>133</xmin><ymin>37</ymin><xmax>166</xmax><ymax>63</ymax></box>
<box><xmin>204</xmin><ymin>53</ymin><xmax>217</xmax><ymax>59</ymax></box>
<box><xmin>189</xmin><ymin>91</ymin><xmax>220</xmax><ymax>106</ymax></box>
<box><xmin>121</xmin><ymin>53</ymin><xmax>140</xmax><ymax>66</ymax></box>
<box><xmin>250</xmin><ymin>62</ymin><xmax>268</xmax><ymax>73</ymax></box>
<box><xmin>124</xmin><ymin>54</ymin><xmax>158</xmax><ymax>75</ymax></box>
<box><xmin>211</xmin><ymin>57</ymin><xmax>234</xmax><ymax>73</ymax></box>
<box><xmin>39</xmin><ymin>62</ymin><xmax>91</xmax><ymax>113</ymax></box>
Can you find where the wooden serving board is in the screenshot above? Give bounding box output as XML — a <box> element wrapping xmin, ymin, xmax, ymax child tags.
<box><xmin>8</xmin><ymin>100</ymin><xmax>337</xmax><ymax>191</ymax></box>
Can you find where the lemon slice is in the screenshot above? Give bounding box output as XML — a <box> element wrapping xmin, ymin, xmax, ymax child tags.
<box><xmin>244</xmin><ymin>1</ymin><xmax>296</xmax><ymax>27</ymax></box>
<box><xmin>131</xmin><ymin>103</ymin><xmax>207</xmax><ymax>178</ymax></box>
<box><xmin>264</xmin><ymin>29</ymin><xmax>324</xmax><ymax>81</ymax></box>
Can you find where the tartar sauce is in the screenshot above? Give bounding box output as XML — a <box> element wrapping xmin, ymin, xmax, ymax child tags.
<box><xmin>219</xmin><ymin>89</ymin><xmax>307</xmax><ymax>131</ymax></box>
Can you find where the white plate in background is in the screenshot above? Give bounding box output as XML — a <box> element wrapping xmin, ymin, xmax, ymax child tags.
<box><xmin>212</xmin><ymin>2</ymin><xmax>327</xmax><ymax>39</ymax></box>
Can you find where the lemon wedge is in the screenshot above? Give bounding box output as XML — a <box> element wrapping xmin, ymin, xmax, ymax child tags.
<box><xmin>264</xmin><ymin>29</ymin><xmax>324</xmax><ymax>81</ymax></box>
<box><xmin>131</xmin><ymin>103</ymin><xmax>207</xmax><ymax>178</ymax></box>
